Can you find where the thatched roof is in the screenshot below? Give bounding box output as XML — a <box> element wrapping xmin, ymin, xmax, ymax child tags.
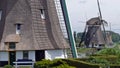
<box><xmin>0</xmin><ymin>0</ymin><xmax>69</xmax><ymax>51</ymax></box>
<box><xmin>5</xmin><ymin>34</ymin><xmax>20</xmax><ymax>43</ymax></box>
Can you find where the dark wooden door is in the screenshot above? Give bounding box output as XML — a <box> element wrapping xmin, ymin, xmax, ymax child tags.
<box><xmin>35</xmin><ymin>50</ymin><xmax>45</xmax><ymax>61</ymax></box>
<box><xmin>9</xmin><ymin>51</ymin><xmax>16</xmax><ymax>65</ymax></box>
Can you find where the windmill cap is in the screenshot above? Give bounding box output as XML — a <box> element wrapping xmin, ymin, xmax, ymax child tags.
<box><xmin>87</xmin><ymin>17</ymin><xmax>102</xmax><ymax>25</ymax></box>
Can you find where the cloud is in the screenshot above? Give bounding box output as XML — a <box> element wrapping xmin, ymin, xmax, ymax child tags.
<box><xmin>66</xmin><ymin>0</ymin><xmax>120</xmax><ymax>34</ymax></box>
<box><xmin>79</xmin><ymin>0</ymin><xmax>88</xmax><ymax>4</ymax></box>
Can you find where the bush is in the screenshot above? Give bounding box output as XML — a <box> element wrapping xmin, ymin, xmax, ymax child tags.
<box><xmin>75</xmin><ymin>57</ymin><xmax>120</xmax><ymax>68</ymax></box>
<box><xmin>89</xmin><ymin>55</ymin><xmax>118</xmax><ymax>64</ymax></box>
<box><xmin>96</xmin><ymin>48</ymin><xmax>120</xmax><ymax>56</ymax></box>
<box><xmin>34</xmin><ymin>59</ymin><xmax>53</xmax><ymax>68</ymax></box>
<box><xmin>4</xmin><ymin>65</ymin><xmax>13</xmax><ymax>68</ymax></box>
<box><xmin>53</xmin><ymin>64</ymin><xmax>75</xmax><ymax>68</ymax></box>
<box><xmin>34</xmin><ymin>59</ymin><xmax>75</xmax><ymax>68</ymax></box>
<box><xmin>51</xmin><ymin>59</ymin><xmax>66</xmax><ymax>66</ymax></box>
<box><xmin>110</xmin><ymin>64</ymin><xmax>120</xmax><ymax>68</ymax></box>
<box><xmin>62</xmin><ymin>59</ymin><xmax>100</xmax><ymax>68</ymax></box>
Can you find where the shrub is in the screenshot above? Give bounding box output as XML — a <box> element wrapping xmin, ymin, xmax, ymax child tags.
<box><xmin>34</xmin><ymin>59</ymin><xmax>53</xmax><ymax>68</ymax></box>
<box><xmin>52</xmin><ymin>59</ymin><xmax>75</xmax><ymax>68</ymax></box>
<box><xmin>53</xmin><ymin>64</ymin><xmax>75</xmax><ymax>68</ymax></box>
<box><xmin>34</xmin><ymin>59</ymin><xmax>75</xmax><ymax>68</ymax></box>
<box><xmin>110</xmin><ymin>64</ymin><xmax>120</xmax><ymax>68</ymax></box>
<box><xmin>51</xmin><ymin>59</ymin><xmax>66</xmax><ymax>66</ymax></box>
<box><xmin>4</xmin><ymin>65</ymin><xmax>13</xmax><ymax>68</ymax></box>
<box><xmin>62</xmin><ymin>59</ymin><xmax>100</xmax><ymax>68</ymax></box>
<box><xmin>96</xmin><ymin>48</ymin><xmax>120</xmax><ymax>56</ymax></box>
<box><xmin>89</xmin><ymin>54</ymin><xmax>120</xmax><ymax>64</ymax></box>
<box><xmin>63</xmin><ymin>58</ymin><xmax>120</xmax><ymax>68</ymax></box>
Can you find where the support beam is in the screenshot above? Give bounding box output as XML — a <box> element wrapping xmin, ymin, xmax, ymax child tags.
<box><xmin>60</xmin><ymin>0</ymin><xmax>78</xmax><ymax>58</ymax></box>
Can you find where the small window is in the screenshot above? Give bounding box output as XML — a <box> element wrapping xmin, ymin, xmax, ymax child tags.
<box><xmin>0</xmin><ymin>10</ymin><xmax>2</xmax><ymax>21</ymax></box>
<box><xmin>9</xmin><ymin>42</ymin><xmax>16</xmax><ymax>49</ymax></box>
<box><xmin>40</xmin><ymin>9</ymin><xmax>45</xmax><ymax>19</ymax></box>
<box><xmin>23</xmin><ymin>51</ymin><xmax>29</xmax><ymax>59</ymax></box>
<box><xmin>16</xmin><ymin>24</ymin><xmax>21</xmax><ymax>34</ymax></box>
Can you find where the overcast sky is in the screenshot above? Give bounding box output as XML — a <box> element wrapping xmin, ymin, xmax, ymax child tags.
<box><xmin>66</xmin><ymin>0</ymin><xmax>120</xmax><ymax>34</ymax></box>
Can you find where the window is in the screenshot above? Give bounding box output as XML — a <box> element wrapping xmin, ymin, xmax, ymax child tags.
<box><xmin>40</xmin><ymin>9</ymin><xmax>45</xmax><ymax>19</ymax></box>
<box><xmin>16</xmin><ymin>24</ymin><xmax>21</xmax><ymax>34</ymax></box>
<box><xmin>0</xmin><ymin>10</ymin><xmax>2</xmax><ymax>21</ymax></box>
<box><xmin>23</xmin><ymin>51</ymin><xmax>29</xmax><ymax>59</ymax></box>
<box><xmin>9</xmin><ymin>42</ymin><xmax>16</xmax><ymax>49</ymax></box>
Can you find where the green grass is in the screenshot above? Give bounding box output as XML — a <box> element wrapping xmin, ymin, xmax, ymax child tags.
<box><xmin>0</xmin><ymin>66</ymin><xmax>31</xmax><ymax>68</ymax></box>
<box><xmin>77</xmin><ymin>48</ymin><xmax>97</xmax><ymax>53</ymax></box>
<box><xmin>18</xmin><ymin>66</ymin><xmax>31</xmax><ymax>68</ymax></box>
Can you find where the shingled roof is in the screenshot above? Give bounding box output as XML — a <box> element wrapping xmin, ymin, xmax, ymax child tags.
<box><xmin>0</xmin><ymin>0</ymin><xmax>69</xmax><ymax>51</ymax></box>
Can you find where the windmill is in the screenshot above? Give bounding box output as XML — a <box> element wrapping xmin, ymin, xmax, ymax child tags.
<box><xmin>79</xmin><ymin>0</ymin><xmax>109</xmax><ymax>48</ymax></box>
<box><xmin>0</xmin><ymin>0</ymin><xmax>74</xmax><ymax>66</ymax></box>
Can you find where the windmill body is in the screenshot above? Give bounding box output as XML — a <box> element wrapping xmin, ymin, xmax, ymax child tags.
<box><xmin>0</xmin><ymin>0</ymin><xmax>70</xmax><ymax>66</ymax></box>
<box><xmin>79</xmin><ymin>0</ymin><xmax>113</xmax><ymax>50</ymax></box>
<box><xmin>80</xmin><ymin>17</ymin><xmax>106</xmax><ymax>48</ymax></box>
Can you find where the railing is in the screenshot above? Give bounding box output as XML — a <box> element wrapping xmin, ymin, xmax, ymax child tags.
<box><xmin>13</xmin><ymin>59</ymin><xmax>35</xmax><ymax>68</ymax></box>
<box><xmin>13</xmin><ymin>61</ymin><xmax>35</xmax><ymax>68</ymax></box>
<box><xmin>54</xmin><ymin>0</ymin><xmax>68</xmax><ymax>38</ymax></box>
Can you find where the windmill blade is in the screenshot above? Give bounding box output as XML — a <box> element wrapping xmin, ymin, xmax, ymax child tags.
<box><xmin>101</xmin><ymin>19</ymin><xmax>108</xmax><ymax>43</ymax></box>
<box><xmin>97</xmin><ymin>0</ymin><xmax>108</xmax><ymax>44</ymax></box>
<box><xmin>97</xmin><ymin>0</ymin><xmax>108</xmax><ymax>26</ymax></box>
<box><xmin>79</xmin><ymin>25</ymin><xmax>87</xmax><ymax>47</ymax></box>
<box><xmin>102</xmin><ymin>20</ymin><xmax>108</xmax><ymax>26</ymax></box>
<box><xmin>101</xmin><ymin>19</ymin><xmax>107</xmax><ymax>44</ymax></box>
<box><xmin>97</xmin><ymin>0</ymin><xmax>102</xmax><ymax>20</ymax></box>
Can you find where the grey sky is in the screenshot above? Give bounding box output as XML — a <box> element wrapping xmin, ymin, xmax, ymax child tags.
<box><xmin>66</xmin><ymin>0</ymin><xmax>120</xmax><ymax>34</ymax></box>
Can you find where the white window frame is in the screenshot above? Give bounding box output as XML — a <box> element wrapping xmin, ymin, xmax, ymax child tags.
<box><xmin>16</xmin><ymin>24</ymin><xmax>21</xmax><ymax>34</ymax></box>
<box><xmin>40</xmin><ymin>9</ymin><xmax>45</xmax><ymax>19</ymax></box>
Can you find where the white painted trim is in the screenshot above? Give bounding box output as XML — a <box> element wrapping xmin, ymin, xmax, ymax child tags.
<box><xmin>16</xmin><ymin>51</ymin><xmax>23</xmax><ymax>61</ymax></box>
<box><xmin>45</xmin><ymin>49</ymin><xmax>67</xmax><ymax>60</ymax></box>
<box><xmin>16</xmin><ymin>51</ymin><xmax>35</xmax><ymax>61</ymax></box>
<box><xmin>0</xmin><ymin>52</ymin><xmax>8</xmax><ymax>61</ymax></box>
<box><xmin>29</xmin><ymin>51</ymin><xmax>35</xmax><ymax>61</ymax></box>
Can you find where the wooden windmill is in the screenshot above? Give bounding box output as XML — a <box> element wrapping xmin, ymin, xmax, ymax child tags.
<box><xmin>79</xmin><ymin>0</ymin><xmax>112</xmax><ymax>48</ymax></box>
<box><xmin>79</xmin><ymin>17</ymin><xmax>107</xmax><ymax>48</ymax></box>
<box><xmin>0</xmin><ymin>0</ymin><xmax>73</xmax><ymax>66</ymax></box>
